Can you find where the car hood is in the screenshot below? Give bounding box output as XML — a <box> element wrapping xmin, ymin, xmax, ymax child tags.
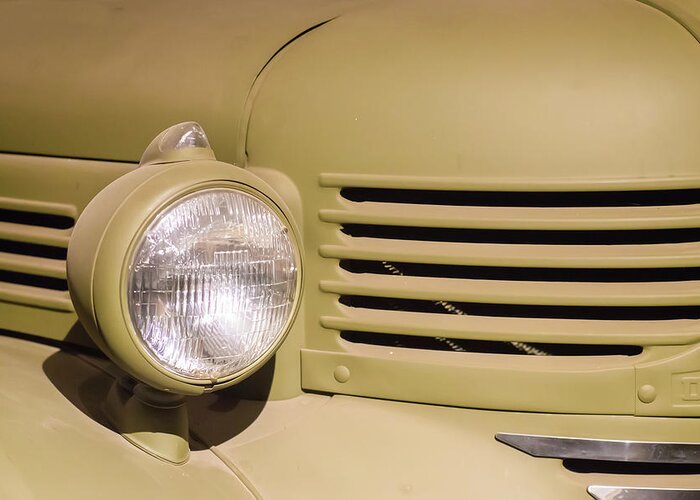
<box><xmin>0</xmin><ymin>0</ymin><xmax>368</xmax><ymax>164</ymax></box>
<box><xmin>245</xmin><ymin>0</ymin><xmax>700</xmax><ymax>182</ymax></box>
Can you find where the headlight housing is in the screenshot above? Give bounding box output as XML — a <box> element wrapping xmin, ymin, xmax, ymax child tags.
<box><xmin>68</xmin><ymin>125</ymin><xmax>302</xmax><ymax>395</ymax></box>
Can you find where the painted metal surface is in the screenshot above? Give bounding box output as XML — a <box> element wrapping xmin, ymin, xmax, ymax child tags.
<box><xmin>1</xmin><ymin>0</ymin><xmax>700</xmax><ymax>495</ymax></box>
<box><xmin>243</xmin><ymin>0</ymin><xmax>700</xmax><ymax>415</ymax></box>
<box><xmin>197</xmin><ymin>391</ymin><xmax>700</xmax><ymax>498</ymax></box>
<box><xmin>0</xmin><ymin>336</ymin><xmax>253</xmax><ymax>499</ymax></box>
<box><xmin>0</xmin><ymin>0</ymin><xmax>367</xmax><ymax>163</ymax></box>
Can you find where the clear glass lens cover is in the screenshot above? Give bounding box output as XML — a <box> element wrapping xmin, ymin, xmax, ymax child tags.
<box><xmin>127</xmin><ymin>188</ymin><xmax>298</xmax><ymax>380</ymax></box>
<box><xmin>158</xmin><ymin>121</ymin><xmax>210</xmax><ymax>152</ymax></box>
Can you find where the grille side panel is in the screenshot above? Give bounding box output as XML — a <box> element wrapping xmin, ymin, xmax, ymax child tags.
<box><xmin>307</xmin><ymin>174</ymin><xmax>700</xmax><ymax>415</ymax></box>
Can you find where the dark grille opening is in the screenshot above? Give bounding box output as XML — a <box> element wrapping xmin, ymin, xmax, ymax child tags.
<box><xmin>340</xmin><ymin>259</ymin><xmax>699</xmax><ymax>282</ymax></box>
<box><xmin>341</xmin><ymin>187</ymin><xmax>700</xmax><ymax>207</ymax></box>
<box><xmin>341</xmin><ymin>330</ymin><xmax>642</xmax><ymax>356</ymax></box>
<box><xmin>0</xmin><ymin>208</ymin><xmax>73</xmax><ymax>229</ymax></box>
<box><xmin>342</xmin><ymin>224</ymin><xmax>700</xmax><ymax>245</ymax></box>
<box><xmin>339</xmin><ymin>295</ymin><xmax>700</xmax><ymax>320</ymax></box>
<box><xmin>0</xmin><ymin>270</ymin><xmax>67</xmax><ymax>291</ymax></box>
<box><xmin>0</xmin><ymin>240</ymin><xmax>67</xmax><ymax>260</ymax></box>
<box><xmin>563</xmin><ymin>459</ymin><xmax>700</xmax><ymax>475</ymax></box>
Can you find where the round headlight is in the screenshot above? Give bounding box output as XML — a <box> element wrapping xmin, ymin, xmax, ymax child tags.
<box><xmin>127</xmin><ymin>187</ymin><xmax>298</xmax><ymax>381</ymax></box>
<box><xmin>68</xmin><ymin>135</ymin><xmax>303</xmax><ymax>395</ymax></box>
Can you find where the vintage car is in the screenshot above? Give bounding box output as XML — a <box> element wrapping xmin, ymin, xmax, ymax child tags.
<box><xmin>1</xmin><ymin>0</ymin><xmax>700</xmax><ymax>498</ymax></box>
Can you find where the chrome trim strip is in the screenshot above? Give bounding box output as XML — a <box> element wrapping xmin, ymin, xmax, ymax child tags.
<box><xmin>495</xmin><ymin>433</ymin><xmax>700</xmax><ymax>464</ymax></box>
<box><xmin>588</xmin><ymin>486</ymin><xmax>700</xmax><ymax>500</ymax></box>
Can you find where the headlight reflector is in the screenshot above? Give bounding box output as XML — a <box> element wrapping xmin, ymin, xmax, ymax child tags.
<box><xmin>127</xmin><ymin>188</ymin><xmax>299</xmax><ymax>381</ymax></box>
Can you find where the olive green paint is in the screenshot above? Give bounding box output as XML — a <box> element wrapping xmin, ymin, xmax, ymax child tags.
<box><xmin>1</xmin><ymin>0</ymin><xmax>700</xmax><ymax>496</ymax></box>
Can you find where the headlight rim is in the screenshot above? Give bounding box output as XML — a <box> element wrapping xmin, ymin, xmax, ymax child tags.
<box><xmin>119</xmin><ymin>180</ymin><xmax>303</xmax><ymax>387</ymax></box>
<box><xmin>82</xmin><ymin>160</ymin><xmax>303</xmax><ymax>395</ymax></box>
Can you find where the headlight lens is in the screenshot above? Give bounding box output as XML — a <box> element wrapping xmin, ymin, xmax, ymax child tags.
<box><xmin>127</xmin><ymin>187</ymin><xmax>299</xmax><ymax>381</ymax></box>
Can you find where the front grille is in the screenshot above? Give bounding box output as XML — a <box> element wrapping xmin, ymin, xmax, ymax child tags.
<box><xmin>306</xmin><ymin>174</ymin><xmax>700</xmax><ymax>414</ymax></box>
<box><xmin>319</xmin><ymin>183</ymin><xmax>700</xmax><ymax>353</ymax></box>
<box><xmin>0</xmin><ymin>200</ymin><xmax>74</xmax><ymax>311</ymax></box>
<box><xmin>0</xmin><ymin>153</ymin><xmax>134</xmax><ymax>342</ymax></box>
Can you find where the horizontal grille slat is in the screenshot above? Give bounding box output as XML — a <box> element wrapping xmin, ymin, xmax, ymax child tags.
<box><xmin>339</xmin><ymin>296</ymin><xmax>700</xmax><ymax>320</ymax></box>
<box><xmin>341</xmin><ymin>330</ymin><xmax>643</xmax><ymax>356</ymax></box>
<box><xmin>320</xmin><ymin>172</ymin><xmax>700</xmax><ymax>192</ymax></box>
<box><xmin>0</xmin><ymin>221</ymin><xmax>71</xmax><ymax>247</ymax></box>
<box><xmin>320</xmin><ymin>237</ymin><xmax>700</xmax><ymax>268</ymax></box>
<box><xmin>341</xmin><ymin>224</ymin><xmax>700</xmax><ymax>245</ymax></box>
<box><xmin>321</xmin><ymin>307</ymin><xmax>700</xmax><ymax>346</ymax></box>
<box><xmin>0</xmin><ymin>282</ymin><xmax>73</xmax><ymax>312</ymax></box>
<box><xmin>340</xmin><ymin>259</ymin><xmax>700</xmax><ymax>282</ymax></box>
<box><xmin>320</xmin><ymin>201</ymin><xmax>700</xmax><ymax>231</ymax></box>
<box><xmin>320</xmin><ymin>273</ymin><xmax>700</xmax><ymax>307</ymax></box>
<box><xmin>0</xmin><ymin>251</ymin><xmax>66</xmax><ymax>279</ymax></box>
<box><xmin>0</xmin><ymin>196</ymin><xmax>76</xmax><ymax>220</ymax></box>
<box><xmin>340</xmin><ymin>187</ymin><xmax>700</xmax><ymax>207</ymax></box>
